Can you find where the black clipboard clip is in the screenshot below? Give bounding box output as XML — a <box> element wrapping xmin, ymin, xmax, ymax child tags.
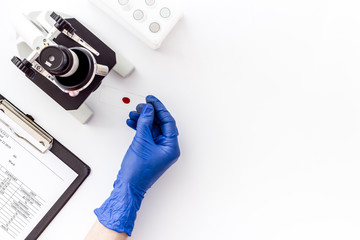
<box><xmin>0</xmin><ymin>99</ymin><xmax>53</xmax><ymax>153</ymax></box>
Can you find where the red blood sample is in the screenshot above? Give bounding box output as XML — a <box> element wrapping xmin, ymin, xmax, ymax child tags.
<box><xmin>122</xmin><ymin>97</ymin><xmax>131</xmax><ymax>104</ymax></box>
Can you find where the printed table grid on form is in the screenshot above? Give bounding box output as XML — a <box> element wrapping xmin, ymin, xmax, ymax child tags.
<box><xmin>0</xmin><ymin>165</ymin><xmax>45</xmax><ymax>239</ymax></box>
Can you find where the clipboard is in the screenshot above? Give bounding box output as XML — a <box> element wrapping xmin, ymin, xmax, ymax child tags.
<box><xmin>0</xmin><ymin>94</ymin><xmax>90</xmax><ymax>240</ymax></box>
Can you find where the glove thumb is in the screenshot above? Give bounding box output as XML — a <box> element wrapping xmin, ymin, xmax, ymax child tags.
<box><xmin>136</xmin><ymin>103</ymin><xmax>155</xmax><ymax>139</ymax></box>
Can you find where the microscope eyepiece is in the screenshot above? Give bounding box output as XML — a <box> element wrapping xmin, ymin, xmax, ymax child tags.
<box><xmin>39</xmin><ymin>46</ymin><xmax>104</xmax><ymax>92</ymax></box>
<box><xmin>39</xmin><ymin>45</ymin><xmax>78</xmax><ymax>76</ymax></box>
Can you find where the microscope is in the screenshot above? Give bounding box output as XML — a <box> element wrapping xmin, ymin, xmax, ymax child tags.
<box><xmin>11</xmin><ymin>11</ymin><xmax>134</xmax><ymax>123</ymax></box>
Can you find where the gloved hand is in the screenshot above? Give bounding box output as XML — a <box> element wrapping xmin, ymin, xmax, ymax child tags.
<box><xmin>94</xmin><ymin>95</ymin><xmax>180</xmax><ymax>236</ymax></box>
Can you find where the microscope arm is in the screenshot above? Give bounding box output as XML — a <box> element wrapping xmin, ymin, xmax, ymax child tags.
<box><xmin>12</xmin><ymin>13</ymin><xmax>49</xmax><ymax>52</ymax></box>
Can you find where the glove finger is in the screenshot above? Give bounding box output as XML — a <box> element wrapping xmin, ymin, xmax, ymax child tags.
<box><xmin>152</xmin><ymin>124</ymin><xmax>162</xmax><ymax>139</ymax></box>
<box><xmin>136</xmin><ymin>103</ymin><xmax>155</xmax><ymax>140</ymax></box>
<box><xmin>129</xmin><ymin>111</ymin><xmax>140</xmax><ymax>121</ymax></box>
<box><xmin>136</xmin><ymin>103</ymin><xmax>146</xmax><ymax>114</ymax></box>
<box><xmin>126</xmin><ymin>119</ymin><xmax>137</xmax><ymax>130</ymax></box>
<box><xmin>136</xmin><ymin>103</ymin><xmax>161</xmax><ymax>124</ymax></box>
<box><xmin>146</xmin><ymin>95</ymin><xmax>178</xmax><ymax>138</ymax></box>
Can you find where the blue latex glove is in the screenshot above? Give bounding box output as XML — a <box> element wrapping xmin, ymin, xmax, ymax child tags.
<box><xmin>94</xmin><ymin>95</ymin><xmax>180</xmax><ymax>236</ymax></box>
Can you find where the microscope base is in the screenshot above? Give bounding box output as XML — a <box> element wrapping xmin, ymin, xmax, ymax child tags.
<box><xmin>68</xmin><ymin>104</ymin><xmax>94</xmax><ymax>124</ymax></box>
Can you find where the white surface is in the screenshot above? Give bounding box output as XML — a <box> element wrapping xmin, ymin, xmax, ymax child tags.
<box><xmin>1</xmin><ymin>0</ymin><xmax>360</xmax><ymax>239</ymax></box>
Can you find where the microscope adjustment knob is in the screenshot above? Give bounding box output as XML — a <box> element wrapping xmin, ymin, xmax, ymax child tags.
<box><xmin>50</xmin><ymin>12</ymin><xmax>76</xmax><ymax>35</ymax></box>
<box><xmin>11</xmin><ymin>57</ymin><xmax>36</xmax><ymax>79</ymax></box>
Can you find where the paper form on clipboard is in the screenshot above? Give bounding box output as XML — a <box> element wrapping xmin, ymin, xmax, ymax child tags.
<box><xmin>0</xmin><ymin>100</ymin><xmax>80</xmax><ymax>240</ymax></box>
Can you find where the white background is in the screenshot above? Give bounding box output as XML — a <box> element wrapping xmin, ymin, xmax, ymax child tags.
<box><xmin>1</xmin><ymin>0</ymin><xmax>360</xmax><ymax>239</ymax></box>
